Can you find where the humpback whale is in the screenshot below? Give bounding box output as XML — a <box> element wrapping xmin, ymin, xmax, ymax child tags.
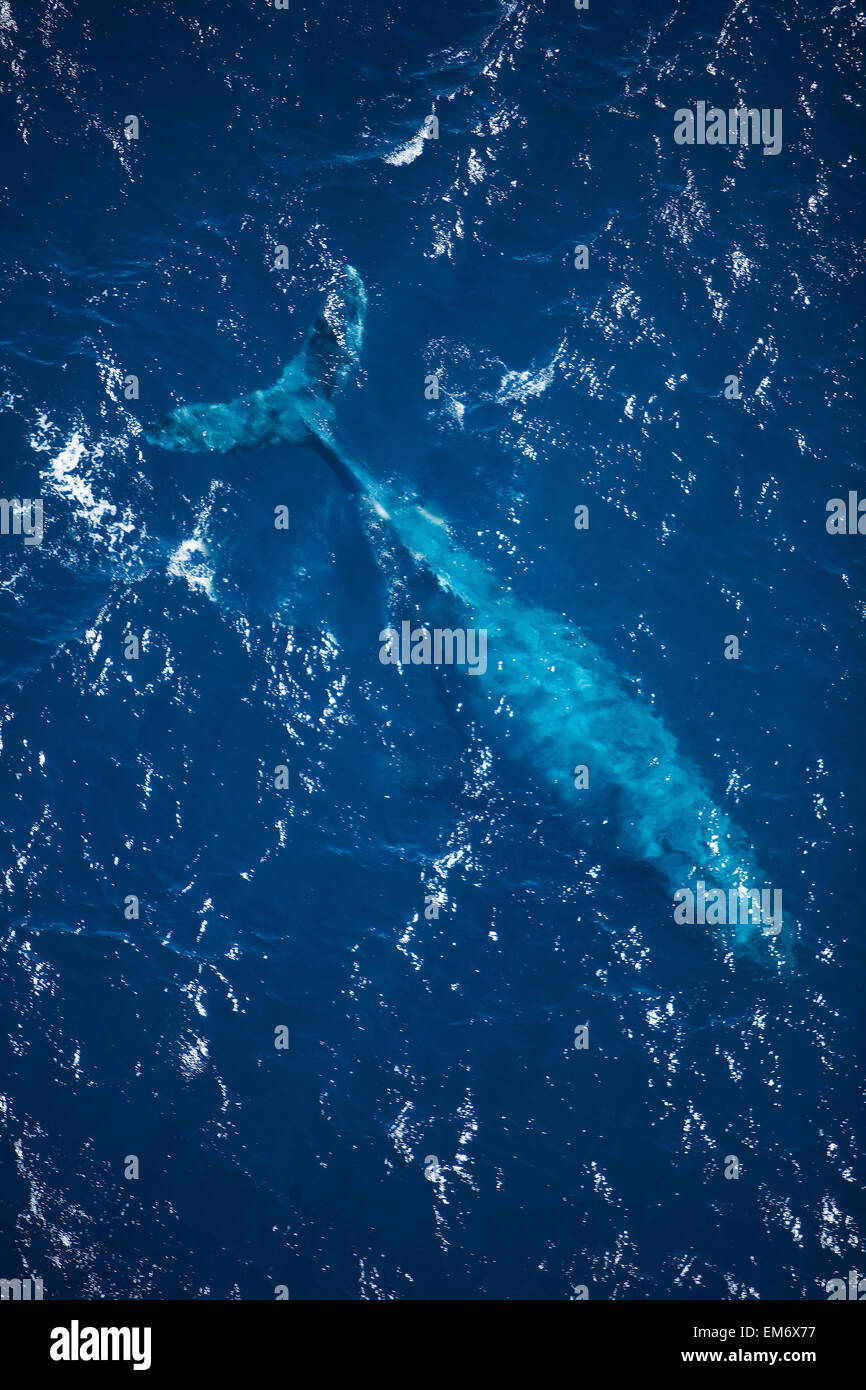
<box><xmin>145</xmin><ymin>268</ymin><xmax>787</xmax><ymax>962</ymax></box>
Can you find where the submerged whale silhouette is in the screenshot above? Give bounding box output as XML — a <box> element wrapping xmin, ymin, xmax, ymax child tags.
<box><xmin>145</xmin><ymin>267</ymin><xmax>787</xmax><ymax>961</ymax></box>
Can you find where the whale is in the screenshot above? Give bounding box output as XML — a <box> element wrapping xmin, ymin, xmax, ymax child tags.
<box><xmin>145</xmin><ymin>267</ymin><xmax>788</xmax><ymax>963</ymax></box>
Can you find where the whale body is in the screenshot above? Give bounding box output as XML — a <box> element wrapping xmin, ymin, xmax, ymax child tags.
<box><xmin>145</xmin><ymin>267</ymin><xmax>787</xmax><ymax>961</ymax></box>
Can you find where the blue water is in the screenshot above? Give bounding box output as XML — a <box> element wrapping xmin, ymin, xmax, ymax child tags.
<box><xmin>0</xmin><ymin>0</ymin><xmax>863</xmax><ymax>1300</ymax></box>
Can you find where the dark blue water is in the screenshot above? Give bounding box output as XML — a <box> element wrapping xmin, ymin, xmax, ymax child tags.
<box><xmin>0</xmin><ymin>0</ymin><xmax>863</xmax><ymax>1299</ymax></box>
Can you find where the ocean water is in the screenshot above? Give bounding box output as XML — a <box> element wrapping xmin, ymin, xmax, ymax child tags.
<box><xmin>0</xmin><ymin>0</ymin><xmax>863</xmax><ymax>1301</ymax></box>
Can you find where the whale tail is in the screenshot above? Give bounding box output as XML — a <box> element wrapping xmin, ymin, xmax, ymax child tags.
<box><xmin>143</xmin><ymin>265</ymin><xmax>367</xmax><ymax>461</ymax></box>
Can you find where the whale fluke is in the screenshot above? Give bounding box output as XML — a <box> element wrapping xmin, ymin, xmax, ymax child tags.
<box><xmin>142</xmin><ymin>266</ymin><xmax>367</xmax><ymax>469</ymax></box>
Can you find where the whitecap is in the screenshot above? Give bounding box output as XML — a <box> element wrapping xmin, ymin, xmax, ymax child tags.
<box><xmin>383</xmin><ymin>128</ymin><xmax>427</xmax><ymax>167</ymax></box>
<box><xmin>167</xmin><ymin>536</ymin><xmax>214</xmax><ymax>600</ymax></box>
